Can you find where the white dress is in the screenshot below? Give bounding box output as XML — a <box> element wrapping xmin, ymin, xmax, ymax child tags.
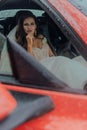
<box><xmin>32</xmin><ymin>37</ymin><xmax>50</xmax><ymax>61</ymax></box>
<box><xmin>40</xmin><ymin>56</ymin><xmax>87</xmax><ymax>89</ymax></box>
<box><xmin>0</xmin><ymin>37</ymin><xmax>87</xmax><ymax>89</ymax></box>
<box><xmin>31</xmin><ymin>38</ymin><xmax>87</xmax><ymax>89</ymax></box>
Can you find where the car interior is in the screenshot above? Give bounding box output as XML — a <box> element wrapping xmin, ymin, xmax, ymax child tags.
<box><xmin>0</xmin><ymin>9</ymin><xmax>80</xmax><ymax>58</ymax></box>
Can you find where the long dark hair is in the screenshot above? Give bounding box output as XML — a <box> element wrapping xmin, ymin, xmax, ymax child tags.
<box><xmin>15</xmin><ymin>11</ymin><xmax>39</xmax><ymax>49</ymax></box>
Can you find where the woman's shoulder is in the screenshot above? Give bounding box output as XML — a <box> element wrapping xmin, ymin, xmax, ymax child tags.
<box><xmin>37</xmin><ymin>34</ymin><xmax>47</xmax><ymax>44</ymax></box>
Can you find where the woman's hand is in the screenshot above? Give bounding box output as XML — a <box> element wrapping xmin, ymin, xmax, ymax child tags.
<box><xmin>26</xmin><ymin>34</ymin><xmax>34</xmax><ymax>47</ymax></box>
<box><xmin>26</xmin><ymin>34</ymin><xmax>34</xmax><ymax>54</ymax></box>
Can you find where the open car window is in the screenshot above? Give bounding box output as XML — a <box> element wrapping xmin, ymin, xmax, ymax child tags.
<box><xmin>0</xmin><ymin>0</ymin><xmax>87</xmax><ymax>94</ymax></box>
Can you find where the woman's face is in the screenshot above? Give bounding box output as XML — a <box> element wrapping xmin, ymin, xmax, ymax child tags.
<box><xmin>23</xmin><ymin>17</ymin><xmax>37</xmax><ymax>36</ymax></box>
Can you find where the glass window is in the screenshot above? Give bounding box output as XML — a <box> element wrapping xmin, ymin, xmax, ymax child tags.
<box><xmin>0</xmin><ymin>9</ymin><xmax>44</xmax><ymax>20</ymax></box>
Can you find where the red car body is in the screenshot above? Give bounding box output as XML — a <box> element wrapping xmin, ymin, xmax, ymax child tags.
<box><xmin>0</xmin><ymin>0</ymin><xmax>87</xmax><ymax>130</ymax></box>
<box><xmin>49</xmin><ymin>0</ymin><xmax>87</xmax><ymax>44</ymax></box>
<box><xmin>3</xmin><ymin>84</ymin><xmax>87</xmax><ymax>130</ymax></box>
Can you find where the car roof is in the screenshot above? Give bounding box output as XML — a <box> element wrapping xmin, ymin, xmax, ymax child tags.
<box><xmin>68</xmin><ymin>0</ymin><xmax>87</xmax><ymax>16</ymax></box>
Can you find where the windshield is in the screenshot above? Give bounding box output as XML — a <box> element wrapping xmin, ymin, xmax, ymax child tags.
<box><xmin>68</xmin><ymin>0</ymin><xmax>87</xmax><ymax>16</ymax></box>
<box><xmin>0</xmin><ymin>9</ymin><xmax>44</xmax><ymax>19</ymax></box>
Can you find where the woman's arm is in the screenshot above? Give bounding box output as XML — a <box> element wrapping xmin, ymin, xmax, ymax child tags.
<box><xmin>26</xmin><ymin>35</ymin><xmax>33</xmax><ymax>54</ymax></box>
<box><xmin>49</xmin><ymin>46</ymin><xmax>54</xmax><ymax>57</ymax></box>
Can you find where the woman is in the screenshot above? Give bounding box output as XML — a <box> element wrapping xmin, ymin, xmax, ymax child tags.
<box><xmin>15</xmin><ymin>12</ymin><xmax>87</xmax><ymax>89</ymax></box>
<box><xmin>15</xmin><ymin>12</ymin><xmax>54</xmax><ymax>61</ymax></box>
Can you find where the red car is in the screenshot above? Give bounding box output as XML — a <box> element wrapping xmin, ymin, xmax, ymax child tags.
<box><xmin>0</xmin><ymin>0</ymin><xmax>87</xmax><ymax>130</ymax></box>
